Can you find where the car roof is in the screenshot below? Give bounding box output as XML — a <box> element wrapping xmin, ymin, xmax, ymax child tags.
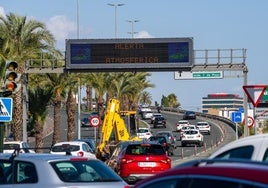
<box><xmin>138</xmin><ymin>127</ymin><xmax>150</xmax><ymax>130</ymax></box>
<box><xmin>178</xmin><ymin>120</ymin><xmax>189</xmax><ymax>122</ymax></box>
<box><xmin>126</xmin><ymin>140</ymin><xmax>162</xmax><ymax>145</ymax></box>
<box><xmin>156</xmin><ymin>131</ymin><xmax>172</xmax><ymax>134</ymax></box>
<box><xmin>150</xmin><ymin>135</ymin><xmax>169</xmax><ymax>139</ymax></box>
<box><xmin>134</xmin><ymin>159</ymin><xmax>268</xmax><ymax>187</ymax></box>
<box><xmin>53</xmin><ymin>141</ymin><xmax>86</xmax><ymax>146</ymax></box>
<box><xmin>4</xmin><ymin>141</ymin><xmax>26</xmax><ymax>144</ymax></box>
<box><xmin>0</xmin><ymin>153</ymin><xmax>95</xmax><ymax>162</ymax></box>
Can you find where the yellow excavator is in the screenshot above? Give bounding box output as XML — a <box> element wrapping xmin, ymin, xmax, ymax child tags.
<box><xmin>96</xmin><ymin>98</ymin><xmax>140</xmax><ymax>160</ymax></box>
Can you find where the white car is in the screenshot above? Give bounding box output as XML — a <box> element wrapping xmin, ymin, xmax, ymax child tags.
<box><xmin>176</xmin><ymin>120</ymin><xmax>190</xmax><ymax>132</ymax></box>
<box><xmin>196</xmin><ymin>121</ymin><xmax>211</xmax><ymax>135</ymax></box>
<box><xmin>0</xmin><ymin>153</ymin><xmax>128</xmax><ymax>187</ymax></box>
<box><xmin>181</xmin><ymin>129</ymin><xmax>204</xmax><ymax>147</ymax></box>
<box><xmin>142</xmin><ymin>111</ymin><xmax>153</xmax><ymax>120</ymax></box>
<box><xmin>208</xmin><ymin>133</ymin><xmax>268</xmax><ymax>162</ymax></box>
<box><xmin>50</xmin><ymin>141</ymin><xmax>96</xmax><ymax>159</ymax></box>
<box><xmin>136</xmin><ymin>127</ymin><xmax>153</xmax><ymax>139</ymax></box>
<box><xmin>180</xmin><ymin>125</ymin><xmax>197</xmax><ymax>135</ymax></box>
<box><xmin>3</xmin><ymin>141</ymin><xmax>35</xmax><ymax>153</ymax></box>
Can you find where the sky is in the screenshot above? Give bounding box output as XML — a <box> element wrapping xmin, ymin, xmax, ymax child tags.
<box><xmin>1</xmin><ymin>0</ymin><xmax>268</xmax><ymax>111</ymax></box>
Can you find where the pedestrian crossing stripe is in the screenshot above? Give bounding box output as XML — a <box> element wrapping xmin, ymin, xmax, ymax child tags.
<box><xmin>0</xmin><ymin>98</ymin><xmax>13</xmax><ymax>122</ymax></box>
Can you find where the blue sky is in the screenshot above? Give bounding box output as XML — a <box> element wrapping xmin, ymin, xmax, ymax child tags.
<box><xmin>1</xmin><ymin>0</ymin><xmax>267</xmax><ymax>110</ymax></box>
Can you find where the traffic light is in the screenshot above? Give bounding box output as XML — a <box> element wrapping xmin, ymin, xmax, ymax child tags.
<box><xmin>4</xmin><ymin>61</ymin><xmax>21</xmax><ymax>94</ymax></box>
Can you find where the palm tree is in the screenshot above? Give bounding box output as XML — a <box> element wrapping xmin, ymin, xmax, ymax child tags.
<box><xmin>45</xmin><ymin>73</ymin><xmax>68</xmax><ymax>145</ymax></box>
<box><xmin>65</xmin><ymin>73</ymin><xmax>81</xmax><ymax>141</ymax></box>
<box><xmin>28</xmin><ymin>86</ymin><xmax>53</xmax><ymax>153</ymax></box>
<box><xmin>139</xmin><ymin>91</ymin><xmax>153</xmax><ymax>106</ymax></box>
<box><xmin>0</xmin><ymin>13</ymin><xmax>57</xmax><ymax>141</ymax></box>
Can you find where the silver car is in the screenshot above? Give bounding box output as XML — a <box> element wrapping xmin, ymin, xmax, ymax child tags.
<box><xmin>0</xmin><ymin>153</ymin><xmax>128</xmax><ymax>187</ymax></box>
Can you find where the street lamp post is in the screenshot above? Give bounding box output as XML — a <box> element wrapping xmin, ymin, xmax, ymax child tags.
<box><xmin>126</xmin><ymin>19</ymin><xmax>140</xmax><ymax>38</ymax></box>
<box><xmin>107</xmin><ymin>3</ymin><xmax>125</xmax><ymax>38</ymax></box>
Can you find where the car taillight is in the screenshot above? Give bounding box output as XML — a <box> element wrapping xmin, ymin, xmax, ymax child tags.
<box><xmin>161</xmin><ymin>158</ymin><xmax>171</xmax><ymax>164</ymax></box>
<box><xmin>77</xmin><ymin>151</ymin><xmax>84</xmax><ymax>157</ymax></box>
<box><xmin>163</xmin><ymin>143</ymin><xmax>167</xmax><ymax>147</ymax></box>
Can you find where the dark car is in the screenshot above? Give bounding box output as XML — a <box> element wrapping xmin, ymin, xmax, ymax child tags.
<box><xmin>75</xmin><ymin>138</ymin><xmax>96</xmax><ymax>153</ymax></box>
<box><xmin>149</xmin><ymin>135</ymin><xmax>174</xmax><ymax>156</ymax></box>
<box><xmin>183</xmin><ymin>111</ymin><xmax>196</xmax><ymax>120</ymax></box>
<box><xmin>81</xmin><ymin>112</ymin><xmax>100</xmax><ymax>127</ymax></box>
<box><xmin>153</xmin><ymin>116</ymin><xmax>166</xmax><ymax>128</ymax></box>
<box><xmin>81</xmin><ymin>117</ymin><xmax>90</xmax><ymax>127</ymax></box>
<box><xmin>132</xmin><ymin>159</ymin><xmax>268</xmax><ymax>188</ymax></box>
<box><xmin>156</xmin><ymin>131</ymin><xmax>177</xmax><ymax>149</ymax></box>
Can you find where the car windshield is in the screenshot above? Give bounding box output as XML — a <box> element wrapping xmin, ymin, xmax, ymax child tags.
<box><xmin>138</xmin><ymin>129</ymin><xmax>149</xmax><ymax>133</ymax></box>
<box><xmin>185</xmin><ymin>130</ymin><xmax>198</xmax><ymax>134</ymax></box>
<box><xmin>125</xmin><ymin>144</ymin><xmax>165</xmax><ymax>155</ymax></box>
<box><xmin>50</xmin><ymin>159</ymin><xmax>122</xmax><ymax>182</ymax></box>
<box><xmin>149</xmin><ymin>137</ymin><xmax>166</xmax><ymax>144</ymax></box>
<box><xmin>4</xmin><ymin>143</ymin><xmax>30</xmax><ymax>153</ymax></box>
<box><xmin>51</xmin><ymin>144</ymin><xmax>80</xmax><ymax>152</ymax></box>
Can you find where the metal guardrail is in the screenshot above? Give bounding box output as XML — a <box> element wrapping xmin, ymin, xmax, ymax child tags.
<box><xmin>155</xmin><ymin>106</ymin><xmax>242</xmax><ymax>137</ymax></box>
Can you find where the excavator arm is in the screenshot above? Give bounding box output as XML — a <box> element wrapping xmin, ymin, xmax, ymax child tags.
<box><xmin>96</xmin><ymin>98</ymin><xmax>138</xmax><ymax>160</ymax></box>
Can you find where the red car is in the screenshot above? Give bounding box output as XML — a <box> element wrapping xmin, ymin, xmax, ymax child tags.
<box><xmin>131</xmin><ymin>159</ymin><xmax>268</xmax><ymax>188</ymax></box>
<box><xmin>108</xmin><ymin>141</ymin><xmax>171</xmax><ymax>185</ymax></box>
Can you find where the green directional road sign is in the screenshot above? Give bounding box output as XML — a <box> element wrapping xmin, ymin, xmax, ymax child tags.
<box><xmin>174</xmin><ymin>71</ymin><xmax>223</xmax><ymax>80</ymax></box>
<box><xmin>192</xmin><ymin>72</ymin><xmax>222</xmax><ymax>78</ymax></box>
<box><xmin>261</xmin><ymin>88</ymin><xmax>268</xmax><ymax>102</ymax></box>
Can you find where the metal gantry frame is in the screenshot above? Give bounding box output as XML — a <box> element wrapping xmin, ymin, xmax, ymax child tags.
<box><xmin>22</xmin><ymin>48</ymin><xmax>249</xmax><ymax>139</ymax></box>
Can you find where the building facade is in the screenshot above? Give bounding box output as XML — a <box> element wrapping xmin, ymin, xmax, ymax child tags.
<box><xmin>202</xmin><ymin>93</ymin><xmax>243</xmax><ymax>114</ymax></box>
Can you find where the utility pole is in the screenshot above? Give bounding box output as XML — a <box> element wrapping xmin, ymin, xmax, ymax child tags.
<box><xmin>107</xmin><ymin>3</ymin><xmax>125</xmax><ymax>38</ymax></box>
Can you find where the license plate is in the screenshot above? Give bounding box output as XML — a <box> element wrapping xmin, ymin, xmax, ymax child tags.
<box><xmin>138</xmin><ymin>162</ymin><xmax>156</xmax><ymax>167</ymax></box>
<box><xmin>188</xmin><ymin>136</ymin><xmax>194</xmax><ymax>139</ymax></box>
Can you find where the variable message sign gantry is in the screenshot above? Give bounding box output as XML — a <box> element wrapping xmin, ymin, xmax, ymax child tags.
<box><xmin>65</xmin><ymin>38</ymin><xmax>194</xmax><ymax>72</ymax></box>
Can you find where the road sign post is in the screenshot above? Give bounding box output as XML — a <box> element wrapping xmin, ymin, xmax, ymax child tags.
<box><xmin>90</xmin><ymin>116</ymin><xmax>100</xmax><ymax>143</ymax></box>
<box><xmin>243</xmin><ymin>85</ymin><xmax>267</xmax><ymax>135</ymax></box>
<box><xmin>231</xmin><ymin>112</ymin><xmax>242</xmax><ymax>140</ymax></box>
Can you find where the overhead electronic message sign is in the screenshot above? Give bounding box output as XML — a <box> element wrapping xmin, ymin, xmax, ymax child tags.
<box><xmin>65</xmin><ymin>38</ymin><xmax>193</xmax><ymax>72</ymax></box>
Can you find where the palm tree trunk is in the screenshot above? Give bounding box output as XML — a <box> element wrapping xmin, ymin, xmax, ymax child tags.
<box><xmin>52</xmin><ymin>93</ymin><xmax>61</xmax><ymax>146</ymax></box>
<box><xmin>13</xmin><ymin>89</ymin><xmax>23</xmax><ymax>141</ymax></box>
<box><xmin>66</xmin><ymin>89</ymin><xmax>76</xmax><ymax>141</ymax></box>
<box><xmin>86</xmin><ymin>85</ymin><xmax>93</xmax><ymax>111</ymax></box>
<box><xmin>35</xmin><ymin>119</ymin><xmax>44</xmax><ymax>153</ymax></box>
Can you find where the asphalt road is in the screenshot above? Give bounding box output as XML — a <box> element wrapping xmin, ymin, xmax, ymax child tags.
<box><xmin>28</xmin><ymin>108</ymin><xmax>236</xmax><ymax>165</ymax></box>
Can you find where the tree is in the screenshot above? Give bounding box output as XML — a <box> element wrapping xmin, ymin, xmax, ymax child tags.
<box><xmin>139</xmin><ymin>91</ymin><xmax>152</xmax><ymax>106</ymax></box>
<box><xmin>0</xmin><ymin>13</ymin><xmax>57</xmax><ymax>141</ymax></box>
<box><xmin>45</xmin><ymin>73</ymin><xmax>68</xmax><ymax>145</ymax></box>
<box><xmin>28</xmin><ymin>86</ymin><xmax>53</xmax><ymax>153</ymax></box>
<box><xmin>167</xmin><ymin>93</ymin><xmax>180</xmax><ymax>108</ymax></box>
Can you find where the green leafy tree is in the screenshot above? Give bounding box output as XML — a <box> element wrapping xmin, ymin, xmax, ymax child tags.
<box><xmin>0</xmin><ymin>13</ymin><xmax>57</xmax><ymax>141</ymax></box>
<box><xmin>28</xmin><ymin>86</ymin><xmax>53</xmax><ymax>153</ymax></box>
